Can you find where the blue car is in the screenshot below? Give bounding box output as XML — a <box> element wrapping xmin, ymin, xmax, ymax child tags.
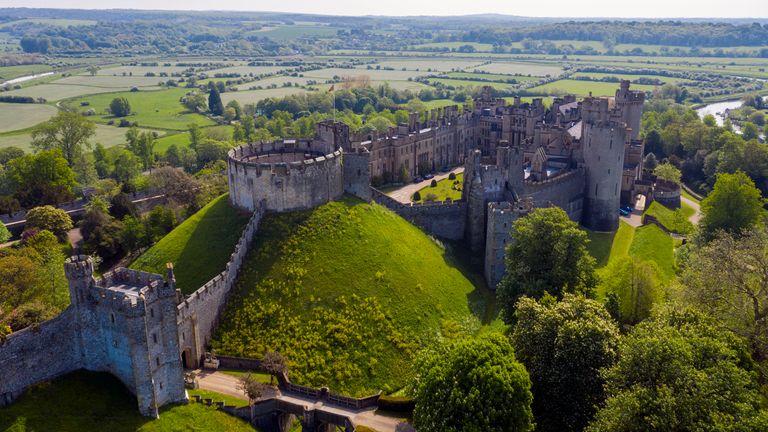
<box><xmin>619</xmin><ymin>208</ymin><xmax>630</xmax><ymax>217</ymax></box>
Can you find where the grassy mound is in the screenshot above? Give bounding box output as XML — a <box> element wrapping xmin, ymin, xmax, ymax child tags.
<box><xmin>211</xmin><ymin>196</ymin><xmax>494</xmax><ymax>396</ymax></box>
<box><xmin>643</xmin><ymin>201</ymin><xmax>694</xmax><ymax>234</ymax></box>
<box><xmin>0</xmin><ymin>370</ymin><xmax>257</xmax><ymax>432</ymax></box>
<box><xmin>131</xmin><ymin>194</ymin><xmax>250</xmax><ymax>294</ymax></box>
<box><xmin>628</xmin><ymin>224</ymin><xmax>675</xmax><ymax>281</ymax></box>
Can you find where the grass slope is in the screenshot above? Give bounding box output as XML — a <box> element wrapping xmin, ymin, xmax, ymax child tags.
<box><xmin>628</xmin><ymin>224</ymin><xmax>675</xmax><ymax>281</ymax></box>
<box><xmin>586</xmin><ymin>221</ymin><xmax>635</xmax><ymax>268</ymax></box>
<box><xmin>0</xmin><ymin>370</ymin><xmax>257</xmax><ymax>432</ymax></box>
<box><xmin>212</xmin><ymin>196</ymin><xmax>494</xmax><ymax>396</ymax></box>
<box><xmin>131</xmin><ymin>195</ymin><xmax>250</xmax><ymax>293</ymax></box>
<box><xmin>643</xmin><ymin>201</ymin><xmax>694</xmax><ymax>234</ymax></box>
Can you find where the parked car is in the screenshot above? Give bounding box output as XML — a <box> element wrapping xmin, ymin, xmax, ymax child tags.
<box><xmin>413</xmin><ymin>176</ymin><xmax>424</xmax><ymax>183</ymax></box>
<box><xmin>424</xmin><ymin>173</ymin><xmax>434</xmax><ymax>180</ymax></box>
<box><xmin>440</xmin><ymin>166</ymin><xmax>451</xmax><ymax>173</ymax></box>
<box><xmin>619</xmin><ymin>208</ymin><xmax>630</xmax><ymax>217</ymax></box>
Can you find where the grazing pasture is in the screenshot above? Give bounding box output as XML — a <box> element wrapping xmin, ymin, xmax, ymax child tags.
<box><xmin>219</xmin><ymin>87</ymin><xmax>310</xmax><ymax>105</ymax></box>
<box><xmin>475</xmin><ymin>61</ymin><xmax>564</xmax><ymax>77</ymax></box>
<box><xmin>4</xmin><ymin>82</ymin><xmax>163</xmax><ymax>101</ymax></box>
<box><xmin>0</xmin><ymin>64</ymin><xmax>53</xmax><ymax>82</ymax></box>
<box><xmin>0</xmin><ymin>123</ymin><xmax>160</xmax><ymax>151</ymax></box>
<box><xmin>0</xmin><ymin>102</ymin><xmax>57</xmax><ymax>133</ymax></box>
<box><xmin>369</xmin><ymin>59</ymin><xmax>486</xmax><ymax>72</ymax></box>
<box><xmin>527</xmin><ymin>79</ymin><xmax>657</xmax><ymax>96</ymax></box>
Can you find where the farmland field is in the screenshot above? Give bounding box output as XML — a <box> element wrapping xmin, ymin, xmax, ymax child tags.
<box><xmin>0</xmin><ymin>102</ymin><xmax>57</xmax><ymax>132</ymax></box>
<box><xmin>0</xmin><ymin>18</ymin><xmax>97</xmax><ymax>28</ymax></box>
<box><xmin>411</xmin><ymin>42</ymin><xmax>494</xmax><ymax>51</ymax></box>
<box><xmin>204</xmin><ymin>65</ymin><xmax>293</xmax><ymax>77</ymax></box>
<box><xmin>66</xmin><ymin>88</ymin><xmax>214</xmax><ymax>130</ymax></box>
<box><xmin>475</xmin><ymin>61</ymin><xmax>564</xmax><ymax>77</ymax></box>
<box><xmin>256</xmin><ymin>24</ymin><xmax>340</xmax><ymax>41</ymax></box>
<box><xmin>429</xmin><ymin>78</ymin><xmax>520</xmax><ymax>90</ymax></box>
<box><xmin>94</xmin><ymin>65</ymin><xmax>200</xmax><ymax>76</ymax></box>
<box><xmin>0</xmin><ymin>64</ymin><xmax>53</xmax><ymax>81</ymax></box>
<box><xmin>4</xmin><ymin>82</ymin><xmax>163</xmax><ymax>101</ymax></box>
<box><xmin>570</xmin><ymin>72</ymin><xmax>695</xmax><ymax>84</ymax></box>
<box><xmin>220</xmin><ymin>87</ymin><xmax>310</xmax><ymax>105</ymax></box>
<box><xmin>527</xmin><ymin>79</ymin><xmax>657</xmax><ymax>96</ymax></box>
<box><xmin>443</xmin><ymin>72</ymin><xmax>542</xmax><ymax>82</ymax></box>
<box><xmin>0</xmin><ymin>123</ymin><xmax>160</xmax><ymax>151</ymax></box>
<box><xmin>55</xmin><ymin>75</ymin><xmax>166</xmax><ymax>88</ymax></box>
<box><xmin>309</xmin><ymin>67</ymin><xmax>430</xmax><ymax>81</ymax></box>
<box><xmin>368</xmin><ymin>59</ymin><xmax>486</xmax><ymax>72</ymax></box>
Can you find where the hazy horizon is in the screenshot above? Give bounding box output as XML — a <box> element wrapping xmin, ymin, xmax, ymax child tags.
<box><xmin>1</xmin><ymin>1</ymin><xmax>767</xmax><ymax>19</ymax></box>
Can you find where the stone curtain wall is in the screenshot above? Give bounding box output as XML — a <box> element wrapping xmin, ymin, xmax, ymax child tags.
<box><xmin>370</xmin><ymin>187</ymin><xmax>467</xmax><ymax>240</ymax></box>
<box><xmin>176</xmin><ymin>204</ymin><xmax>265</xmax><ymax>368</ymax></box>
<box><xmin>524</xmin><ymin>168</ymin><xmax>586</xmax><ymax>222</ymax></box>
<box><xmin>0</xmin><ymin>308</ymin><xmax>81</xmax><ymax>407</ymax></box>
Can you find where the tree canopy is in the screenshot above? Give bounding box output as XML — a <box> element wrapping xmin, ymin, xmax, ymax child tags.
<box><xmin>109</xmin><ymin>97</ymin><xmax>131</xmax><ymax>117</ymax></box>
<box><xmin>699</xmin><ymin>171</ymin><xmax>764</xmax><ymax>240</ymax></box>
<box><xmin>511</xmin><ymin>294</ymin><xmax>620</xmax><ymax>432</ymax></box>
<box><xmin>588</xmin><ymin>305</ymin><xmax>768</xmax><ymax>432</ymax></box>
<box><xmin>497</xmin><ymin>207</ymin><xmax>597</xmax><ymax>320</ymax></box>
<box><xmin>30</xmin><ymin>111</ymin><xmax>96</xmax><ymax>166</ymax></box>
<box><xmin>409</xmin><ymin>333</ymin><xmax>533</xmax><ymax>432</ymax></box>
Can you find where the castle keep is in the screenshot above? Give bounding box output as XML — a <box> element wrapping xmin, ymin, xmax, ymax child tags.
<box><xmin>1</xmin><ymin>81</ymin><xmax>646</xmax><ymax>418</ymax></box>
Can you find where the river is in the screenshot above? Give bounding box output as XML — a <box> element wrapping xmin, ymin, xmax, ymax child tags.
<box><xmin>0</xmin><ymin>71</ymin><xmax>54</xmax><ymax>87</ymax></box>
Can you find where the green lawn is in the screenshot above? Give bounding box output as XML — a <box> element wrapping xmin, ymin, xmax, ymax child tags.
<box><xmin>66</xmin><ymin>88</ymin><xmax>214</xmax><ymax>131</ymax></box>
<box><xmin>628</xmin><ymin>224</ymin><xmax>675</xmax><ymax>282</ymax></box>
<box><xmin>0</xmin><ymin>370</ymin><xmax>257</xmax><ymax>432</ymax></box>
<box><xmin>413</xmin><ymin>173</ymin><xmax>463</xmax><ymax>202</ymax></box>
<box><xmin>527</xmin><ymin>79</ymin><xmax>657</xmax><ymax>96</ymax></box>
<box><xmin>0</xmin><ymin>102</ymin><xmax>57</xmax><ymax>133</ymax></box>
<box><xmin>0</xmin><ymin>64</ymin><xmax>52</xmax><ymax>81</ymax></box>
<box><xmin>443</xmin><ymin>72</ymin><xmax>541</xmax><ymax>82</ymax></box>
<box><xmin>212</xmin><ymin>196</ymin><xmax>495</xmax><ymax>396</ymax></box>
<box><xmin>130</xmin><ymin>194</ymin><xmax>251</xmax><ymax>293</ymax></box>
<box><xmin>643</xmin><ymin>201</ymin><xmax>694</xmax><ymax>234</ymax></box>
<box><xmin>429</xmin><ymin>78</ymin><xmax>518</xmax><ymax>90</ymax></box>
<box><xmin>188</xmin><ymin>388</ymin><xmax>249</xmax><ymax>408</ymax></box>
<box><xmin>586</xmin><ymin>220</ymin><xmax>635</xmax><ymax>268</ymax></box>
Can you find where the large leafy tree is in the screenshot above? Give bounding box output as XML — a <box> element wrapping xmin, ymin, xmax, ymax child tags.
<box><xmin>682</xmin><ymin>226</ymin><xmax>768</xmax><ymax>382</ymax></box>
<box><xmin>497</xmin><ymin>207</ymin><xmax>597</xmax><ymax>320</ymax></box>
<box><xmin>25</xmin><ymin>205</ymin><xmax>73</xmax><ymax>240</ymax></box>
<box><xmin>30</xmin><ymin>111</ymin><xmax>96</xmax><ymax>166</ymax></box>
<box><xmin>109</xmin><ymin>97</ymin><xmax>131</xmax><ymax>117</ymax></box>
<box><xmin>588</xmin><ymin>305</ymin><xmax>768</xmax><ymax>432</ymax></box>
<box><xmin>208</xmin><ymin>86</ymin><xmax>224</xmax><ymax>116</ymax></box>
<box><xmin>125</xmin><ymin>127</ymin><xmax>156</xmax><ymax>170</ymax></box>
<box><xmin>410</xmin><ymin>333</ymin><xmax>534</xmax><ymax>432</ymax></box>
<box><xmin>511</xmin><ymin>295</ymin><xmax>620</xmax><ymax>432</ymax></box>
<box><xmin>7</xmin><ymin>149</ymin><xmax>76</xmax><ymax>207</ymax></box>
<box><xmin>699</xmin><ymin>171</ymin><xmax>763</xmax><ymax>240</ymax></box>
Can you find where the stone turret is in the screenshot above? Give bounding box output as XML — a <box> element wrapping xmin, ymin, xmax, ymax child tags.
<box><xmin>614</xmin><ymin>80</ymin><xmax>645</xmax><ymax>141</ymax></box>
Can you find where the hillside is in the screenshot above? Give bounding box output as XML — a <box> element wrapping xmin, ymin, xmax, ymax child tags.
<box><xmin>130</xmin><ymin>194</ymin><xmax>251</xmax><ymax>294</ymax></box>
<box><xmin>0</xmin><ymin>371</ymin><xmax>257</xmax><ymax>432</ymax></box>
<box><xmin>211</xmin><ymin>196</ymin><xmax>496</xmax><ymax>396</ymax></box>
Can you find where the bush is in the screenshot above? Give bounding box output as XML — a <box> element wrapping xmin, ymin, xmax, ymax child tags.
<box><xmin>109</xmin><ymin>97</ymin><xmax>131</xmax><ymax>117</ymax></box>
<box><xmin>412</xmin><ymin>191</ymin><xmax>421</xmax><ymax>201</ymax></box>
<box><xmin>430</xmin><ymin>179</ymin><xmax>437</xmax><ymax>187</ymax></box>
<box><xmin>448</xmin><ymin>172</ymin><xmax>456</xmax><ymax>180</ymax></box>
<box><xmin>378</xmin><ymin>395</ymin><xmax>415</xmax><ymax>413</ymax></box>
<box><xmin>424</xmin><ymin>193</ymin><xmax>438</xmax><ymax>202</ymax></box>
<box><xmin>25</xmin><ymin>206</ymin><xmax>73</xmax><ymax>240</ymax></box>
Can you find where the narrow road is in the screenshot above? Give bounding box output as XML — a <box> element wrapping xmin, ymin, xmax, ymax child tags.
<box><xmin>387</xmin><ymin>167</ymin><xmax>463</xmax><ymax>204</ymax></box>
<box><xmin>194</xmin><ymin>370</ymin><xmax>413</xmax><ymax>432</ymax></box>
<box><xmin>681</xmin><ymin>195</ymin><xmax>702</xmax><ymax>225</ymax></box>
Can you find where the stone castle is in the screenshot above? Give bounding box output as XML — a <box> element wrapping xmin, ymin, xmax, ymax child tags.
<box><xmin>0</xmin><ymin>81</ymin><xmax>647</xmax><ymax>419</ymax></box>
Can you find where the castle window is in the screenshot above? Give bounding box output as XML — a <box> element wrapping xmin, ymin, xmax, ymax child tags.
<box><xmin>153</xmin><ymin>333</ymin><xmax>158</xmax><ymax>344</ymax></box>
<box><xmin>150</xmin><ymin>308</ymin><xmax>154</xmax><ymax>318</ymax></box>
<box><xmin>156</xmin><ymin>357</ymin><xmax>160</xmax><ymax>367</ymax></box>
<box><xmin>159</xmin><ymin>382</ymin><xmax>163</xmax><ymax>390</ymax></box>
<box><xmin>110</xmin><ymin>313</ymin><xmax>115</xmax><ymax>324</ymax></box>
<box><xmin>182</xmin><ymin>332</ymin><xmax>185</xmax><ymax>341</ymax></box>
<box><xmin>595</xmin><ymin>184</ymin><xmax>599</xmax><ymax>195</ymax></box>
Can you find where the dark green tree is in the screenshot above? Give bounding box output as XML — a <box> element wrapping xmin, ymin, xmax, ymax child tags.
<box><xmin>511</xmin><ymin>294</ymin><xmax>620</xmax><ymax>432</ymax></box>
<box><xmin>208</xmin><ymin>86</ymin><xmax>224</xmax><ymax>116</ymax></box>
<box><xmin>109</xmin><ymin>97</ymin><xmax>132</xmax><ymax>117</ymax></box>
<box><xmin>497</xmin><ymin>207</ymin><xmax>597</xmax><ymax>320</ymax></box>
<box><xmin>409</xmin><ymin>333</ymin><xmax>534</xmax><ymax>432</ymax></box>
<box><xmin>30</xmin><ymin>111</ymin><xmax>95</xmax><ymax>166</ymax></box>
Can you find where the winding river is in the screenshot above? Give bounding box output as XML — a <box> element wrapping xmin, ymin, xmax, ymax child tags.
<box><xmin>696</xmin><ymin>96</ymin><xmax>768</xmax><ymax>128</ymax></box>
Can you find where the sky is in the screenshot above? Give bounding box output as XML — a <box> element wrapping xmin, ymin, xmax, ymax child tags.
<box><xmin>0</xmin><ymin>0</ymin><xmax>767</xmax><ymax>18</ymax></box>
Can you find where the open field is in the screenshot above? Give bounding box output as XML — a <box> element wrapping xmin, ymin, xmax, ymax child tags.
<box><xmin>570</xmin><ymin>72</ymin><xmax>695</xmax><ymax>84</ymax></box>
<box><xmin>131</xmin><ymin>194</ymin><xmax>251</xmax><ymax>293</ymax></box>
<box><xmin>586</xmin><ymin>221</ymin><xmax>636</xmax><ymax>269</ymax></box>
<box><xmin>0</xmin><ymin>370</ymin><xmax>257</xmax><ymax>432</ymax></box>
<box><xmin>475</xmin><ymin>61</ymin><xmax>564</xmax><ymax>77</ymax></box>
<box><xmin>527</xmin><ymin>79</ymin><xmax>657</xmax><ymax>96</ymax></box>
<box><xmin>368</xmin><ymin>59</ymin><xmax>485</xmax><ymax>72</ymax></box>
<box><xmin>256</xmin><ymin>24</ymin><xmax>340</xmax><ymax>41</ymax></box>
<box><xmin>67</xmin><ymin>88</ymin><xmax>214</xmax><ymax>130</ymax></box>
<box><xmin>205</xmin><ymin>65</ymin><xmax>292</xmax><ymax>77</ymax></box>
<box><xmin>310</xmin><ymin>67</ymin><xmax>430</xmax><ymax>81</ymax></box>
<box><xmin>442</xmin><ymin>71</ymin><xmax>542</xmax><ymax>82</ymax></box>
<box><xmin>212</xmin><ymin>196</ymin><xmax>496</xmax><ymax>395</ymax></box>
<box><xmin>4</xmin><ymin>82</ymin><xmax>163</xmax><ymax>101</ymax></box>
<box><xmin>94</xmin><ymin>65</ymin><xmax>199</xmax><ymax>76</ymax></box>
<box><xmin>0</xmin><ymin>18</ymin><xmax>97</xmax><ymax>28</ymax></box>
<box><xmin>0</xmin><ymin>123</ymin><xmax>160</xmax><ymax>151</ymax></box>
<box><xmin>429</xmin><ymin>78</ymin><xmax>519</xmax><ymax>90</ymax></box>
<box><xmin>0</xmin><ymin>64</ymin><xmax>53</xmax><ymax>81</ymax></box>
<box><xmin>0</xmin><ymin>102</ymin><xmax>57</xmax><ymax>133</ymax></box>
<box><xmin>220</xmin><ymin>87</ymin><xmax>310</xmax><ymax>105</ymax></box>
<box><xmin>56</xmin><ymin>74</ymin><xmax>166</xmax><ymax>88</ymax></box>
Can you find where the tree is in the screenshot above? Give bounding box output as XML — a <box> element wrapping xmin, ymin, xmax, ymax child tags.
<box><xmin>109</xmin><ymin>193</ymin><xmax>138</xmax><ymax>220</ymax></box>
<box><xmin>0</xmin><ymin>147</ymin><xmax>24</xmax><ymax>165</ymax></box>
<box><xmin>149</xmin><ymin>166</ymin><xmax>199</xmax><ymax>205</ymax></box>
<box><xmin>497</xmin><ymin>208</ymin><xmax>597</xmax><ymax>319</ymax></box>
<box><xmin>7</xmin><ymin>149</ymin><xmax>76</xmax><ymax>207</ymax></box>
<box><xmin>183</xmin><ymin>91</ymin><xmax>207</xmax><ymax>113</ymax></box>
<box><xmin>30</xmin><ymin>111</ymin><xmax>96</xmax><ymax>166</ymax></box>
<box><xmin>196</xmin><ymin>140</ymin><xmax>230</xmax><ymax>166</ymax></box>
<box><xmin>25</xmin><ymin>205</ymin><xmax>73</xmax><ymax>240</ymax></box>
<box><xmin>742</xmin><ymin>122</ymin><xmax>760</xmax><ymax>141</ymax></box>
<box><xmin>146</xmin><ymin>205</ymin><xmax>176</xmax><ymax>241</ymax></box>
<box><xmin>511</xmin><ymin>295</ymin><xmax>620</xmax><ymax>432</ymax></box>
<box><xmin>599</xmin><ymin>257</ymin><xmax>665</xmax><ymax>325</ymax></box>
<box><xmin>238</xmin><ymin>373</ymin><xmax>269</xmax><ymax>403</ymax></box>
<box><xmin>262</xmin><ymin>351</ymin><xmax>287</xmax><ymax>384</ymax></box>
<box><xmin>681</xmin><ymin>226</ymin><xmax>768</xmax><ymax>381</ymax></box>
<box><xmin>109</xmin><ymin>97</ymin><xmax>132</xmax><ymax>117</ymax></box>
<box><xmin>125</xmin><ymin>127</ymin><xmax>156</xmax><ymax>170</ymax></box>
<box><xmin>653</xmin><ymin>162</ymin><xmax>681</xmax><ymax>184</ymax></box>
<box><xmin>699</xmin><ymin>171</ymin><xmax>763</xmax><ymax>240</ymax></box>
<box><xmin>409</xmin><ymin>333</ymin><xmax>534</xmax><ymax>432</ymax></box>
<box><xmin>119</xmin><ymin>215</ymin><xmax>149</xmax><ymax>252</ymax></box>
<box><xmin>188</xmin><ymin>123</ymin><xmax>203</xmax><ymax>149</ymax></box>
<box><xmin>587</xmin><ymin>305</ymin><xmax>768</xmax><ymax>432</ymax></box>
<box><xmin>0</xmin><ymin>254</ymin><xmax>40</xmax><ymax>311</ymax></box>
<box><xmin>208</xmin><ymin>86</ymin><xmax>224</xmax><ymax>116</ymax></box>
<box><xmin>0</xmin><ymin>220</ymin><xmax>10</xmax><ymax>243</ymax></box>
<box><xmin>112</xmin><ymin>150</ymin><xmax>143</xmax><ymax>183</ymax></box>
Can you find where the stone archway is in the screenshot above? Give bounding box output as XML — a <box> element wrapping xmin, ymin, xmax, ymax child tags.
<box><xmin>181</xmin><ymin>348</ymin><xmax>193</xmax><ymax>369</ymax></box>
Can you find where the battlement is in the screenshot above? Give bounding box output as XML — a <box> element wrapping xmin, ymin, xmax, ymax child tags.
<box><xmin>64</xmin><ymin>255</ymin><xmax>94</xmax><ymax>279</ymax></box>
<box><xmin>524</xmin><ymin>167</ymin><xmax>584</xmax><ymax>188</ymax></box>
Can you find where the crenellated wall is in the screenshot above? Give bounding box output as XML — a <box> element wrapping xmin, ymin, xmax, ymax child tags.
<box><xmin>370</xmin><ymin>187</ymin><xmax>466</xmax><ymax>240</ymax></box>
<box><xmin>523</xmin><ymin>168</ymin><xmax>586</xmax><ymax>222</ymax></box>
<box><xmin>176</xmin><ymin>204</ymin><xmax>265</xmax><ymax>369</ymax></box>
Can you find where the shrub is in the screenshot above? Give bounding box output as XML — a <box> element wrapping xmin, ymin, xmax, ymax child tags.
<box><xmin>25</xmin><ymin>206</ymin><xmax>73</xmax><ymax>240</ymax></box>
<box><xmin>378</xmin><ymin>395</ymin><xmax>415</xmax><ymax>413</ymax></box>
<box><xmin>412</xmin><ymin>191</ymin><xmax>421</xmax><ymax>201</ymax></box>
<box><xmin>423</xmin><ymin>193</ymin><xmax>438</xmax><ymax>202</ymax></box>
<box><xmin>448</xmin><ymin>172</ymin><xmax>456</xmax><ymax>180</ymax></box>
<box><xmin>109</xmin><ymin>97</ymin><xmax>131</xmax><ymax>117</ymax></box>
<box><xmin>430</xmin><ymin>179</ymin><xmax>437</xmax><ymax>187</ymax></box>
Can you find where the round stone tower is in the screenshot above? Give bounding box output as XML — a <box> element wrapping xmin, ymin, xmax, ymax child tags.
<box><xmin>64</xmin><ymin>255</ymin><xmax>95</xmax><ymax>306</ymax></box>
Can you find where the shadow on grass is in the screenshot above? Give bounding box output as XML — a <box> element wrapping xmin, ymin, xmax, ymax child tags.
<box><xmin>441</xmin><ymin>239</ymin><xmax>500</xmax><ymax>326</ymax></box>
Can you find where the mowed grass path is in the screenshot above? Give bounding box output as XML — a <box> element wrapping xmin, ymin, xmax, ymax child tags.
<box><xmin>212</xmin><ymin>196</ymin><xmax>494</xmax><ymax>395</ymax></box>
<box><xmin>67</xmin><ymin>88</ymin><xmax>214</xmax><ymax>131</ymax></box>
<box><xmin>131</xmin><ymin>195</ymin><xmax>250</xmax><ymax>293</ymax></box>
<box><xmin>0</xmin><ymin>370</ymin><xmax>257</xmax><ymax>432</ymax></box>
